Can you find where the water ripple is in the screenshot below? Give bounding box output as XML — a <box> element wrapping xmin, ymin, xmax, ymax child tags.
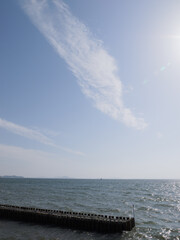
<box><xmin>0</xmin><ymin>179</ymin><xmax>180</xmax><ymax>239</ymax></box>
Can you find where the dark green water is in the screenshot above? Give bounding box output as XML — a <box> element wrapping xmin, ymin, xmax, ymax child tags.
<box><xmin>0</xmin><ymin>179</ymin><xmax>179</xmax><ymax>239</ymax></box>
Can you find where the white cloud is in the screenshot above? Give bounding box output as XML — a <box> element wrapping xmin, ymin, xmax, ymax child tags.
<box><xmin>0</xmin><ymin>118</ymin><xmax>53</xmax><ymax>145</ymax></box>
<box><xmin>0</xmin><ymin>118</ymin><xmax>83</xmax><ymax>156</ymax></box>
<box><xmin>0</xmin><ymin>144</ymin><xmax>54</xmax><ymax>162</ymax></box>
<box><xmin>157</xmin><ymin>131</ymin><xmax>163</xmax><ymax>139</ymax></box>
<box><xmin>20</xmin><ymin>0</ymin><xmax>147</xmax><ymax>130</ymax></box>
<box><xmin>0</xmin><ymin>144</ymin><xmax>67</xmax><ymax>177</ymax></box>
<box><xmin>0</xmin><ymin>144</ymin><xmax>85</xmax><ymax>178</ymax></box>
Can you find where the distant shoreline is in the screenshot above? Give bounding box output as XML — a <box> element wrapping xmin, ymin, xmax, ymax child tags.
<box><xmin>0</xmin><ymin>177</ymin><xmax>179</xmax><ymax>180</ymax></box>
<box><xmin>0</xmin><ymin>176</ymin><xmax>24</xmax><ymax>179</ymax></box>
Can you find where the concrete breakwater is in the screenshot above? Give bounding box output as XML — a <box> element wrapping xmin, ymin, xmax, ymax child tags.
<box><xmin>0</xmin><ymin>204</ymin><xmax>135</xmax><ymax>233</ymax></box>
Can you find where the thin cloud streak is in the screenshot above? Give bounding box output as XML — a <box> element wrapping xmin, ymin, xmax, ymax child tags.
<box><xmin>0</xmin><ymin>144</ymin><xmax>83</xmax><ymax>177</ymax></box>
<box><xmin>0</xmin><ymin>118</ymin><xmax>83</xmax><ymax>156</ymax></box>
<box><xmin>0</xmin><ymin>144</ymin><xmax>66</xmax><ymax>177</ymax></box>
<box><xmin>21</xmin><ymin>0</ymin><xmax>147</xmax><ymax>129</ymax></box>
<box><xmin>0</xmin><ymin>144</ymin><xmax>57</xmax><ymax>162</ymax></box>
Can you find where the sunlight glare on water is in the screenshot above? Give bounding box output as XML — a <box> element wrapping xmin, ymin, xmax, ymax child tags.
<box><xmin>0</xmin><ymin>179</ymin><xmax>180</xmax><ymax>239</ymax></box>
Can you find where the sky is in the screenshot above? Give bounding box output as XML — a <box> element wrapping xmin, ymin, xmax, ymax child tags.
<box><xmin>0</xmin><ymin>0</ymin><xmax>180</xmax><ymax>179</ymax></box>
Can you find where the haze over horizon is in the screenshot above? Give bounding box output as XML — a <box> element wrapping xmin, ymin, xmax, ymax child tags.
<box><xmin>0</xmin><ymin>0</ymin><xmax>180</xmax><ymax>179</ymax></box>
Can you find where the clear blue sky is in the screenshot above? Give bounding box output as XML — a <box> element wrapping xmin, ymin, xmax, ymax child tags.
<box><xmin>0</xmin><ymin>0</ymin><xmax>180</xmax><ymax>178</ymax></box>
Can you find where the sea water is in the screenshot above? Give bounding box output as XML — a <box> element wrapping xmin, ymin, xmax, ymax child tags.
<box><xmin>0</xmin><ymin>179</ymin><xmax>179</xmax><ymax>239</ymax></box>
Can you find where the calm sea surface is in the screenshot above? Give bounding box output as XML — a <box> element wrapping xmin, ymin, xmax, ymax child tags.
<box><xmin>0</xmin><ymin>179</ymin><xmax>179</xmax><ymax>240</ymax></box>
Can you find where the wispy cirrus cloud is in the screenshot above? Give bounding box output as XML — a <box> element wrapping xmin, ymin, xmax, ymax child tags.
<box><xmin>0</xmin><ymin>118</ymin><xmax>83</xmax><ymax>156</ymax></box>
<box><xmin>0</xmin><ymin>144</ymin><xmax>56</xmax><ymax>162</ymax></box>
<box><xmin>20</xmin><ymin>0</ymin><xmax>147</xmax><ymax>130</ymax></box>
<box><xmin>157</xmin><ymin>131</ymin><xmax>163</xmax><ymax>139</ymax></box>
<box><xmin>0</xmin><ymin>144</ymin><xmax>67</xmax><ymax>177</ymax></box>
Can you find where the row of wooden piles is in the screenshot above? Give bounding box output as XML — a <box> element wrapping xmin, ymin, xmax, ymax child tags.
<box><xmin>0</xmin><ymin>204</ymin><xmax>135</xmax><ymax>233</ymax></box>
